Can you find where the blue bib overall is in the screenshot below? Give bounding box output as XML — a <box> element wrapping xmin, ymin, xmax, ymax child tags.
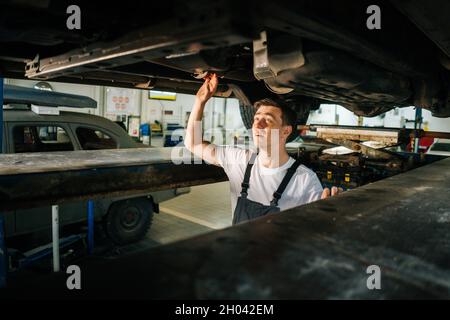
<box><xmin>232</xmin><ymin>153</ymin><xmax>302</xmax><ymax>225</ymax></box>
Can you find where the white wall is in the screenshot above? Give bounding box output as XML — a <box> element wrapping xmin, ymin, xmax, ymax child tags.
<box><xmin>307</xmin><ymin>104</ymin><xmax>359</xmax><ymax>126</ymax></box>
<box><xmin>141</xmin><ymin>92</ymin><xmax>195</xmax><ymax>128</ymax></box>
<box><xmin>8</xmin><ymin>78</ymin><xmax>450</xmax><ymax>135</ymax></box>
<box><xmin>308</xmin><ymin>103</ymin><xmax>450</xmax><ymax>132</ymax></box>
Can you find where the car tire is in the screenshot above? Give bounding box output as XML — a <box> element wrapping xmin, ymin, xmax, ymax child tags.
<box><xmin>103</xmin><ymin>198</ymin><xmax>153</xmax><ymax>245</ymax></box>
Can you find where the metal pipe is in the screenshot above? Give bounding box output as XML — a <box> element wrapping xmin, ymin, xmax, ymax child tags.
<box><xmin>52</xmin><ymin>205</ymin><xmax>60</xmax><ymax>272</ymax></box>
<box><xmin>87</xmin><ymin>200</ymin><xmax>94</xmax><ymax>255</ymax></box>
<box><xmin>413</xmin><ymin>107</ymin><xmax>423</xmax><ymax>153</ymax></box>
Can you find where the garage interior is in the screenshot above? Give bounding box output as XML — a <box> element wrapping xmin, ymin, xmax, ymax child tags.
<box><xmin>1</xmin><ymin>78</ymin><xmax>450</xmax><ymax>299</ymax></box>
<box><xmin>1</xmin><ymin>0</ymin><xmax>450</xmax><ymax>300</ymax></box>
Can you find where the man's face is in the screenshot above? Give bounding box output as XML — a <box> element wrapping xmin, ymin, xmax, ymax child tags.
<box><xmin>252</xmin><ymin>105</ymin><xmax>292</xmax><ymax>151</ymax></box>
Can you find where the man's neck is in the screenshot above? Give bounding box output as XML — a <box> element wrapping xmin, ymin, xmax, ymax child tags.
<box><xmin>258</xmin><ymin>147</ymin><xmax>290</xmax><ymax>168</ymax></box>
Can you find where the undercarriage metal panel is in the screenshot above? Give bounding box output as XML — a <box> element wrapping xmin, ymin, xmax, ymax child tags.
<box><xmin>393</xmin><ymin>0</ymin><xmax>450</xmax><ymax>59</ymax></box>
<box><xmin>264</xmin><ymin>50</ymin><xmax>412</xmax><ymax>114</ymax></box>
<box><xmin>5</xmin><ymin>157</ymin><xmax>450</xmax><ymax>298</ymax></box>
<box><xmin>260</xmin><ymin>2</ymin><xmax>428</xmax><ymax>78</ymax></box>
<box><xmin>22</xmin><ymin>1</ymin><xmax>428</xmax><ymax>82</ymax></box>
<box><xmin>25</xmin><ymin>7</ymin><xmax>252</xmax><ymax>80</ymax></box>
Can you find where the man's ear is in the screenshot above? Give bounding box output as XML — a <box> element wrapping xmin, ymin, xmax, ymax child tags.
<box><xmin>283</xmin><ymin>125</ymin><xmax>292</xmax><ymax>138</ymax></box>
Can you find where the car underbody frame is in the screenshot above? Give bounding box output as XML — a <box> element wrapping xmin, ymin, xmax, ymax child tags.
<box><xmin>1</xmin><ymin>0</ymin><xmax>450</xmax><ymax>121</ymax></box>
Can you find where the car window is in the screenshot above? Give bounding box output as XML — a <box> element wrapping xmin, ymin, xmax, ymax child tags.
<box><xmin>13</xmin><ymin>125</ymin><xmax>74</xmax><ymax>153</ymax></box>
<box><xmin>76</xmin><ymin>127</ymin><xmax>118</xmax><ymax>150</ymax></box>
<box><xmin>430</xmin><ymin>143</ymin><xmax>450</xmax><ymax>152</ymax></box>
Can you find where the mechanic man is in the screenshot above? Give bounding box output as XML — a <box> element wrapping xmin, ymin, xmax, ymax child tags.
<box><xmin>185</xmin><ymin>73</ymin><xmax>340</xmax><ymax>224</ymax></box>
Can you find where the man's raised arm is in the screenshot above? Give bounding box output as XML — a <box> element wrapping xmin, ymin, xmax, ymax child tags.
<box><xmin>185</xmin><ymin>73</ymin><xmax>220</xmax><ymax>166</ymax></box>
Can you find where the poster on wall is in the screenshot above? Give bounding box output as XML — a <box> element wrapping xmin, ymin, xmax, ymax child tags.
<box><xmin>127</xmin><ymin>116</ymin><xmax>141</xmax><ymax>137</ymax></box>
<box><xmin>106</xmin><ymin>87</ymin><xmax>139</xmax><ymax>115</ymax></box>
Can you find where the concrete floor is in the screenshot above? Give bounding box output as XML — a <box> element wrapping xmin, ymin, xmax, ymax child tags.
<box><xmin>146</xmin><ymin>181</ymin><xmax>232</xmax><ymax>246</ymax></box>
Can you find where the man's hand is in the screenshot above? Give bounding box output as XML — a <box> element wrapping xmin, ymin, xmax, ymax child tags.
<box><xmin>321</xmin><ymin>186</ymin><xmax>344</xmax><ymax>199</ymax></box>
<box><xmin>185</xmin><ymin>72</ymin><xmax>220</xmax><ymax>166</ymax></box>
<box><xmin>196</xmin><ymin>73</ymin><xmax>218</xmax><ymax>104</ymax></box>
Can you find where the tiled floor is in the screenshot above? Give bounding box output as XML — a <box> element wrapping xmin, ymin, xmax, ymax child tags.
<box><xmin>146</xmin><ymin>181</ymin><xmax>232</xmax><ymax>246</ymax></box>
<box><xmin>137</xmin><ymin>137</ymin><xmax>232</xmax><ymax>248</ymax></box>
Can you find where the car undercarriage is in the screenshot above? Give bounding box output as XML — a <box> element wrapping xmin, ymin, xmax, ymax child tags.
<box><xmin>2</xmin><ymin>0</ymin><xmax>450</xmax><ymax>299</ymax></box>
<box><xmin>1</xmin><ymin>0</ymin><xmax>450</xmax><ymax>128</ymax></box>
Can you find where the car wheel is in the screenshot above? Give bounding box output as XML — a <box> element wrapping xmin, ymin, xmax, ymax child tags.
<box><xmin>103</xmin><ymin>198</ymin><xmax>153</xmax><ymax>245</ymax></box>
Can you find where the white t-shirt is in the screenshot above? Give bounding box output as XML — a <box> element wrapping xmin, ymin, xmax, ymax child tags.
<box><xmin>215</xmin><ymin>146</ymin><xmax>324</xmax><ymax>216</ymax></box>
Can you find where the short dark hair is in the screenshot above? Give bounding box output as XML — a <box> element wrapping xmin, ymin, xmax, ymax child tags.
<box><xmin>253</xmin><ymin>98</ymin><xmax>297</xmax><ymax>131</ymax></box>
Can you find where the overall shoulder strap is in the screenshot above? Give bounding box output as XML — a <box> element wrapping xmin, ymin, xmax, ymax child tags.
<box><xmin>270</xmin><ymin>159</ymin><xmax>302</xmax><ymax>206</ymax></box>
<box><xmin>240</xmin><ymin>152</ymin><xmax>257</xmax><ymax>197</ymax></box>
